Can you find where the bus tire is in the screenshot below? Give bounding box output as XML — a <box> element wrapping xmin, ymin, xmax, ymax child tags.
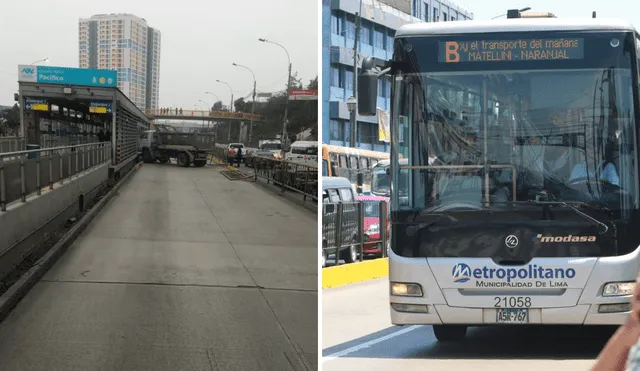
<box><xmin>433</xmin><ymin>325</ymin><xmax>467</xmax><ymax>342</ymax></box>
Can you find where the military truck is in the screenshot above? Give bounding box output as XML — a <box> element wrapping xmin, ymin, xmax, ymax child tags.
<box><xmin>139</xmin><ymin>124</ymin><xmax>215</xmax><ymax>167</ymax></box>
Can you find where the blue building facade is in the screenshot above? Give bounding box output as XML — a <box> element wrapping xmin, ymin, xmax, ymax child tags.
<box><xmin>321</xmin><ymin>0</ymin><xmax>473</xmax><ymax>151</ymax></box>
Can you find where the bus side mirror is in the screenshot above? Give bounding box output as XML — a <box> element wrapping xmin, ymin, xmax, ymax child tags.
<box><xmin>358</xmin><ymin>64</ymin><xmax>378</xmax><ymax>116</ymax></box>
<box><xmin>357</xmin><ymin>172</ymin><xmax>364</xmax><ymax>187</ymax></box>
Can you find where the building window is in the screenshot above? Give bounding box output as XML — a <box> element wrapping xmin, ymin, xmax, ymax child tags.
<box><xmin>424</xmin><ymin>3</ymin><xmax>429</xmax><ymax>21</ymax></box>
<box><xmin>412</xmin><ymin>0</ymin><xmax>420</xmax><ymax>18</ymax></box>
<box><xmin>330</xmin><ymin>66</ymin><xmax>342</xmax><ymax>88</ymax></box>
<box><xmin>360</xmin><ymin>23</ymin><xmax>371</xmax><ymax>45</ymax></box>
<box><xmin>331</xmin><ymin>11</ymin><xmax>340</xmax><ymax>35</ymax></box>
<box><xmin>374</xmin><ymin>26</ymin><xmax>384</xmax><ymax>49</ymax></box>
<box><xmin>330</xmin><ymin>120</ymin><xmax>343</xmax><ymax>141</ymax></box>
<box><xmin>443</xmin><ymin>12</ymin><xmax>448</xmax><ymax>21</ymax></box>
<box><xmin>344</xmin><ymin>68</ymin><xmax>354</xmax><ymax>92</ymax></box>
<box><xmin>433</xmin><ymin>8</ymin><xmax>439</xmax><ymax>22</ymax></box>
<box><xmin>359</xmin><ymin>122</ymin><xmax>374</xmax><ymax>144</ymax></box>
<box><xmin>345</xmin><ymin>14</ymin><xmax>355</xmax><ymax>39</ymax></box>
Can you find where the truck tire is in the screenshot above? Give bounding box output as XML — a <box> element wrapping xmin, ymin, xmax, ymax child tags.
<box><xmin>177</xmin><ymin>152</ymin><xmax>190</xmax><ymax>167</ymax></box>
<box><xmin>194</xmin><ymin>160</ymin><xmax>207</xmax><ymax>167</ymax></box>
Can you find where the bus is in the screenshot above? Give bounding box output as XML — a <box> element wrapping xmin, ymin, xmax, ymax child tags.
<box><xmin>322</xmin><ymin>144</ymin><xmax>390</xmax><ymax>194</ymax></box>
<box><xmin>357</xmin><ymin>13</ymin><xmax>640</xmax><ymax>342</ymax></box>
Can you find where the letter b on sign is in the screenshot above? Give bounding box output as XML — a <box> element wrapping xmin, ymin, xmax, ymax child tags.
<box><xmin>445</xmin><ymin>42</ymin><xmax>460</xmax><ymax>63</ymax></box>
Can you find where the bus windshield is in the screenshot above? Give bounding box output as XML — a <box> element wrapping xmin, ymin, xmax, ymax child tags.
<box><xmin>391</xmin><ymin>31</ymin><xmax>638</xmax><ymax>216</ymax></box>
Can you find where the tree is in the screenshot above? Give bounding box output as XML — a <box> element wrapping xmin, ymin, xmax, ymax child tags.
<box><xmin>212</xmin><ymin>101</ymin><xmax>226</xmax><ymax>111</ymax></box>
<box><xmin>234</xmin><ymin>98</ymin><xmax>246</xmax><ymax>113</ymax></box>
<box><xmin>0</xmin><ymin>104</ymin><xmax>20</xmax><ymax>136</ymax></box>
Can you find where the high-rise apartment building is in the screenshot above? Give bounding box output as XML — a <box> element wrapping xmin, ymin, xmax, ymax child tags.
<box><xmin>78</xmin><ymin>13</ymin><xmax>161</xmax><ymax>110</ymax></box>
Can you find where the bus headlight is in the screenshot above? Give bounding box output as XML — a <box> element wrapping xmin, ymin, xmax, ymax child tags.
<box><xmin>603</xmin><ymin>282</ymin><xmax>635</xmax><ymax>296</ymax></box>
<box><xmin>391</xmin><ymin>282</ymin><xmax>423</xmax><ymax>297</ymax></box>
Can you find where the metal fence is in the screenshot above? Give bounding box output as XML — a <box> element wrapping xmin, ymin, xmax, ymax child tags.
<box><xmin>322</xmin><ymin>200</ymin><xmax>388</xmax><ymax>267</ymax></box>
<box><xmin>212</xmin><ymin>147</ymin><xmax>318</xmax><ymax>202</ymax></box>
<box><xmin>0</xmin><ymin>142</ymin><xmax>112</xmax><ymax>211</ymax></box>
<box><xmin>0</xmin><ymin>137</ymin><xmax>25</xmax><ymax>153</ymax></box>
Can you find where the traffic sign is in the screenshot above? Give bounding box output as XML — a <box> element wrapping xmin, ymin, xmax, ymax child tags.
<box><xmin>25</xmin><ymin>98</ymin><xmax>49</xmax><ymax>111</ymax></box>
<box><xmin>89</xmin><ymin>102</ymin><xmax>112</xmax><ymax>114</ymax></box>
<box><xmin>288</xmin><ymin>89</ymin><xmax>318</xmax><ymax>101</ymax></box>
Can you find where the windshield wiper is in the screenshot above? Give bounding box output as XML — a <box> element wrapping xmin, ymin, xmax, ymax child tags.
<box><xmin>502</xmin><ymin>199</ymin><xmax>610</xmax><ymax>234</ymax></box>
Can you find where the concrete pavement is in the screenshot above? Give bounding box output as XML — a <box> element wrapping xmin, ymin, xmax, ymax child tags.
<box><xmin>0</xmin><ymin>163</ymin><xmax>317</xmax><ymax>371</ymax></box>
<box><xmin>322</xmin><ymin>278</ymin><xmax>613</xmax><ymax>371</ymax></box>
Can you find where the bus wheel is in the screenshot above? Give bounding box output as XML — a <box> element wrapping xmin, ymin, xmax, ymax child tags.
<box><xmin>433</xmin><ymin>325</ymin><xmax>467</xmax><ymax>342</ymax></box>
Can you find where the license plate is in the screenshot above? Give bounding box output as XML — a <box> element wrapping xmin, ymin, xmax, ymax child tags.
<box><xmin>496</xmin><ymin>308</ymin><xmax>528</xmax><ymax>324</ymax></box>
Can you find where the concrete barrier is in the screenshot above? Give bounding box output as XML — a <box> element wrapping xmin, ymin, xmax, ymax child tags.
<box><xmin>0</xmin><ymin>164</ymin><xmax>109</xmax><ymax>279</ymax></box>
<box><xmin>322</xmin><ymin>258</ymin><xmax>389</xmax><ymax>289</ymax></box>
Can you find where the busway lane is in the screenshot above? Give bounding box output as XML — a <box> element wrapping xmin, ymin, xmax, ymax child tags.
<box><xmin>322</xmin><ymin>278</ymin><xmax>614</xmax><ymax>371</ymax></box>
<box><xmin>0</xmin><ymin>163</ymin><xmax>317</xmax><ymax>371</ymax></box>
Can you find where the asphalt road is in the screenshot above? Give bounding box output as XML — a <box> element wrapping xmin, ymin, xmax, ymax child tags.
<box><xmin>0</xmin><ymin>163</ymin><xmax>317</xmax><ymax>371</ymax></box>
<box><xmin>322</xmin><ymin>278</ymin><xmax>613</xmax><ymax>371</ymax></box>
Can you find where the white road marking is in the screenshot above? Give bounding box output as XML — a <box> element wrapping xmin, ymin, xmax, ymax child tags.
<box><xmin>322</xmin><ymin>325</ymin><xmax>422</xmax><ymax>362</ymax></box>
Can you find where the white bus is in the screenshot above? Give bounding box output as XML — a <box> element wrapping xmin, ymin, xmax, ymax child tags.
<box><xmin>357</xmin><ymin>13</ymin><xmax>640</xmax><ymax>342</ymax></box>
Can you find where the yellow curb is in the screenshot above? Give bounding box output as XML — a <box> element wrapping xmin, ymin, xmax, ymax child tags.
<box><xmin>322</xmin><ymin>258</ymin><xmax>389</xmax><ymax>289</ymax></box>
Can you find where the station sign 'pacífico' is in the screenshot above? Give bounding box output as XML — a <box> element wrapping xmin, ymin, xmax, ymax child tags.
<box><xmin>18</xmin><ymin>65</ymin><xmax>118</xmax><ymax>88</ymax></box>
<box><xmin>439</xmin><ymin>38</ymin><xmax>585</xmax><ymax>63</ymax></box>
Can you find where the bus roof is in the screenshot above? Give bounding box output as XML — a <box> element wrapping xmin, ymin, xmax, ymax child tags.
<box><xmin>323</xmin><ymin>144</ymin><xmax>390</xmax><ymax>159</ymax></box>
<box><xmin>322</xmin><ymin>176</ymin><xmax>353</xmax><ymax>190</ymax></box>
<box><xmin>395</xmin><ymin>18</ymin><xmax>637</xmax><ymax>37</ymax></box>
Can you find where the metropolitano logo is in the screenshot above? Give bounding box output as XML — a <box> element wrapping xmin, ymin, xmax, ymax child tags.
<box><xmin>18</xmin><ymin>65</ymin><xmax>37</xmax><ymax>82</ymax></box>
<box><xmin>452</xmin><ymin>263</ymin><xmax>472</xmax><ymax>283</ymax></box>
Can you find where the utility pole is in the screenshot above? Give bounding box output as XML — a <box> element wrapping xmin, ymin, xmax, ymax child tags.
<box><xmin>249</xmin><ymin>80</ymin><xmax>256</xmax><ymax>145</ymax></box>
<box><xmin>282</xmin><ymin>62</ymin><xmax>292</xmax><ymax>149</ymax></box>
<box><xmin>350</xmin><ymin>2</ymin><xmax>362</xmax><ymax>147</ymax></box>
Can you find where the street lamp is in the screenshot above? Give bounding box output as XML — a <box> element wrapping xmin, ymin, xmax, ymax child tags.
<box><xmin>214</xmin><ymin>81</ymin><xmax>233</xmax><ymax>112</ymax></box>
<box><xmin>30</xmin><ymin>57</ymin><xmax>49</xmax><ymax>65</ymax></box>
<box><xmin>347</xmin><ymin>96</ymin><xmax>357</xmax><ymax>146</ymax></box>
<box><xmin>259</xmin><ymin>38</ymin><xmax>292</xmax><ymax>149</ymax></box>
<box><xmin>204</xmin><ymin>92</ymin><xmax>219</xmax><ymax>110</ymax></box>
<box><xmin>491</xmin><ymin>7</ymin><xmax>531</xmax><ymax>19</ymax></box>
<box><xmin>198</xmin><ymin>100</ymin><xmax>212</xmax><ymax>132</ymax></box>
<box><xmin>232</xmin><ymin>62</ymin><xmax>257</xmax><ymax>145</ymax></box>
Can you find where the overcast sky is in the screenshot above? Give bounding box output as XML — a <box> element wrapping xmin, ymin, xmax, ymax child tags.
<box><xmin>452</xmin><ymin>0</ymin><xmax>639</xmax><ymax>27</ymax></box>
<box><xmin>0</xmin><ymin>0</ymin><xmax>318</xmax><ymax>108</ymax></box>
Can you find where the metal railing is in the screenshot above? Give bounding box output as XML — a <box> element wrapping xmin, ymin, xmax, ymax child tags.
<box><xmin>322</xmin><ymin>200</ymin><xmax>388</xmax><ymax>267</ymax></box>
<box><xmin>247</xmin><ymin>155</ymin><xmax>317</xmax><ymax>201</ymax></box>
<box><xmin>0</xmin><ymin>142</ymin><xmax>112</xmax><ymax>211</ymax></box>
<box><xmin>212</xmin><ymin>147</ymin><xmax>317</xmax><ymax>201</ymax></box>
<box><xmin>146</xmin><ymin>109</ymin><xmax>262</xmax><ymax>120</ymax></box>
<box><xmin>0</xmin><ymin>137</ymin><xmax>25</xmax><ymax>153</ymax></box>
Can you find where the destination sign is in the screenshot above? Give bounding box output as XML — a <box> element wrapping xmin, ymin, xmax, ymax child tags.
<box><xmin>89</xmin><ymin>102</ymin><xmax>112</xmax><ymax>114</ymax></box>
<box><xmin>439</xmin><ymin>38</ymin><xmax>584</xmax><ymax>63</ymax></box>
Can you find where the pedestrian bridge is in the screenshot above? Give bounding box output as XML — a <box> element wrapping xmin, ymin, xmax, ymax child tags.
<box><xmin>146</xmin><ymin>109</ymin><xmax>264</xmax><ymax>122</ymax></box>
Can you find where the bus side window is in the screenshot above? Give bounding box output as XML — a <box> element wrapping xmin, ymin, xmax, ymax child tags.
<box><xmin>360</xmin><ymin>157</ymin><xmax>369</xmax><ymax>169</ymax></box>
<box><xmin>349</xmin><ymin>156</ymin><xmax>359</xmax><ymax>170</ymax></box>
<box><xmin>339</xmin><ymin>155</ymin><xmax>349</xmax><ymax>178</ymax></box>
<box><xmin>330</xmin><ymin>152</ymin><xmax>339</xmax><ymax>176</ymax></box>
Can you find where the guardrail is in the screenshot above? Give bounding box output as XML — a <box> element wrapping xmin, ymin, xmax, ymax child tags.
<box><xmin>322</xmin><ymin>201</ymin><xmax>388</xmax><ymax>267</ymax></box>
<box><xmin>0</xmin><ymin>142</ymin><xmax>112</xmax><ymax>211</ymax></box>
<box><xmin>212</xmin><ymin>147</ymin><xmax>318</xmax><ymax>202</ymax></box>
<box><xmin>0</xmin><ymin>137</ymin><xmax>25</xmax><ymax>154</ymax></box>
